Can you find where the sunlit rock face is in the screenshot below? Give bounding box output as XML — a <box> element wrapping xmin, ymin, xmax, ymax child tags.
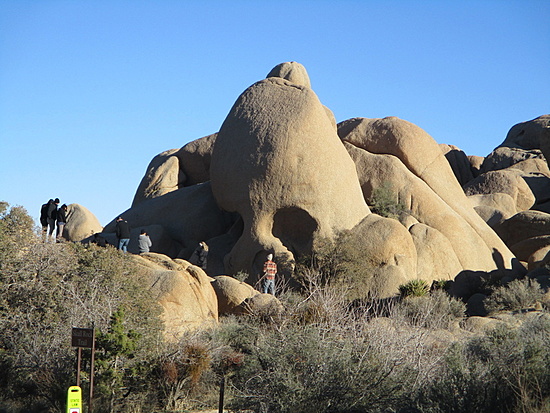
<box><xmin>210</xmin><ymin>73</ymin><xmax>369</xmax><ymax>279</ymax></box>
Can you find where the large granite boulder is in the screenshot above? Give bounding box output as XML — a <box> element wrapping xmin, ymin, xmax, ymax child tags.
<box><xmin>64</xmin><ymin>203</ymin><xmax>103</xmax><ymax>241</ymax></box>
<box><xmin>175</xmin><ymin>133</ymin><xmax>217</xmax><ymax>186</ymax></box>
<box><xmin>129</xmin><ymin>253</ymin><xmax>218</xmax><ymax>339</ymax></box>
<box><xmin>211</xmin><ymin>275</ymin><xmax>282</xmax><ymax>315</ymax></box>
<box><xmin>463</xmin><ymin>169</ymin><xmax>536</xmax><ymax>212</ymax></box>
<box><xmin>210</xmin><ymin>68</ymin><xmax>369</xmax><ymax>280</ymax></box>
<box><xmin>501</xmin><ymin>115</ymin><xmax>550</xmax><ymax>150</ymax></box>
<box><xmin>480</xmin><ymin>147</ymin><xmax>545</xmax><ymax>173</ymax></box>
<box><xmin>132</xmin><ymin>149</ymin><xmax>184</xmax><ymax>207</ymax></box>
<box><xmin>266</xmin><ymin>61</ymin><xmax>311</xmax><ymax>88</ymax></box>
<box><xmin>132</xmin><ymin>133</ymin><xmax>217</xmax><ymax>207</ymax></box>
<box><xmin>344</xmin><ymin>214</ymin><xmax>418</xmax><ymax>298</ymax></box>
<box><xmin>493</xmin><ymin>210</ymin><xmax>550</xmax><ymax>247</ymax></box>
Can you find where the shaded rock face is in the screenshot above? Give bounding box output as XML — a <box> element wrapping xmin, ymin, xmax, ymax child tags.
<box><xmin>440</xmin><ymin>144</ymin><xmax>475</xmax><ymax>186</ymax></box>
<box><xmin>104</xmin><ymin>182</ymin><xmax>237</xmax><ymax>265</ymax></box>
<box><xmin>129</xmin><ymin>253</ymin><xmax>218</xmax><ymax>339</ymax></box>
<box><xmin>210</xmin><ymin>76</ymin><xmax>369</xmax><ymax>279</ymax></box>
<box><xmin>64</xmin><ymin>203</ymin><xmax>103</xmax><ymax>241</ymax></box>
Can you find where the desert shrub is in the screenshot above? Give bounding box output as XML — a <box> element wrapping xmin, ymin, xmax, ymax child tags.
<box><xmin>0</xmin><ymin>203</ymin><xmax>162</xmax><ymax>413</ymax></box>
<box><xmin>484</xmin><ymin>277</ymin><xmax>545</xmax><ymax>314</ymax></box>
<box><xmin>392</xmin><ymin>289</ymin><xmax>466</xmax><ymax>329</ymax></box>
<box><xmin>224</xmin><ymin>320</ymin><xmax>414</xmax><ymax>413</ymax></box>
<box><xmin>399</xmin><ymin>279</ymin><xmax>430</xmax><ymax>297</ymax></box>
<box><xmin>294</xmin><ymin>231</ymin><xmax>379</xmax><ymax>302</ymax></box>
<box><xmin>419</xmin><ymin>317</ymin><xmax>550</xmax><ymax>412</ymax></box>
<box><xmin>233</xmin><ymin>270</ymin><xmax>249</xmax><ymax>282</ymax></box>
<box><xmin>370</xmin><ymin>181</ymin><xmax>409</xmax><ymax>219</ymax></box>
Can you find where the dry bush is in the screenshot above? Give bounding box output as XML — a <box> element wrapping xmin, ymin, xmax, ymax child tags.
<box><xmin>484</xmin><ymin>278</ymin><xmax>545</xmax><ymax>314</ymax></box>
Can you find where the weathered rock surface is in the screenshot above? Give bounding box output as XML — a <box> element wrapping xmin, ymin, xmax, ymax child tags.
<box><xmin>339</xmin><ymin>117</ymin><xmax>518</xmax><ymax>274</ymax></box>
<box><xmin>468</xmin><ymin>193</ymin><xmax>517</xmax><ymax>218</ymax></box>
<box><xmin>266</xmin><ymin>61</ymin><xmax>311</xmax><ymax>88</ymax></box>
<box><xmin>132</xmin><ymin>149</ymin><xmax>184</xmax><ymax>207</ymax></box>
<box><xmin>501</xmin><ymin>115</ymin><xmax>550</xmax><ymax>150</ymax></box>
<box><xmin>211</xmin><ymin>275</ymin><xmax>282</xmax><ymax>315</ymax></box>
<box><xmin>409</xmin><ymin>223</ymin><xmax>462</xmax><ymax>282</ymax></box>
<box><xmin>210</xmin><ymin>74</ymin><xmax>369</xmax><ymax>279</ymax></box>
<box><xmin>493</xmin><ymin>210</ymin><xmax>550</xmax><ymax>246</ymax></box>
<box><xmin>132</xmin><ymin>134</ymin><xmax>217</xmax><ymax>207</ymax></box>
<box><xmin>463</xmin><ymin>169</ymin><xmax>535</xmax><ymax>212</ymax></box>
<box><xmin>129</xmin><ymin>253</ymin><xmax>218</xmax><ymax>339</ymax></box>
<box><xmin>175</xmin><ymin>133</ymin><xmax>217</xmax><ymax>186</ymax></box>
<box><xmin>64</xmin><ymin>203</ymin><xmax>103</xmax><ymax>241</ymax></box>
<box><xmin>480</xmin><ymin>147</ymin><xmax>545</xmax><ymax>174</ymax></box>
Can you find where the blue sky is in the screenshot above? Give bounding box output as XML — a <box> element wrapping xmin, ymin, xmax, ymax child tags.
<box><xmin>1</xmin><ymin>0</ymin><xmax>549</xmax><ymax>226</ymax></box>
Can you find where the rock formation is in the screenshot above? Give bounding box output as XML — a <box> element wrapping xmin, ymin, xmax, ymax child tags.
<box><xmin>97</xmin><ymin>62</ymin><xmax>547</xmax><ymax>302</ymax></box>
<box><xmin>210</xmin><ymin>74</ymin><xmax>370</xmax><ymax>280</ymax></box>
<box><xmin>129</xmin><ymin>253</ymin><xmax>218</xmax><ymax>339</ymax></box>
<box><xmin>64</xmin><ymin>203</ymin><xmax>103</xmax><ymax>241</ymax></box>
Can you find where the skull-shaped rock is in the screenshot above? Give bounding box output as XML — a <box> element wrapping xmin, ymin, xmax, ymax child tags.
<box><xmin>210</xmin><ymin>71</ymin><xmax>369</xmax><ymax>278</ymax></box>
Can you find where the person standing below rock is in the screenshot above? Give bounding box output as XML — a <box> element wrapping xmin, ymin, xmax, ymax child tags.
<box><xmin>47</xmin><ymin>198</ymin><xmax>59</xmax><ymax>240</ymax></box>
<box><xmin>262</xmin><ymin>253</ymin><xmax>277</xmax><ymax>296</ymax></box>
<box><xmin>56</xmin><ymin>204</ymin><xmax>68</xmax><ymax>240</ymax></box>
<box><xmin>115</xmin><ymin>217</ymin><xmax>131</xmax><ymax>253</ymax></box>
<box><xmin>138</xmin><ymin>229</ymin><xmax>152</xmax><ymax>253</ymax></box>
<box><xmin>190</xmin><ymin>241</ymin><xmax>209</xmax><ymax>271</ymax></box>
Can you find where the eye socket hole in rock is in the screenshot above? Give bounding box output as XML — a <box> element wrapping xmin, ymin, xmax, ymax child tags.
<box><xmin>272</xmin><ymin>207</ymin><xmax>318</xmax><ymax>256</ymax></box>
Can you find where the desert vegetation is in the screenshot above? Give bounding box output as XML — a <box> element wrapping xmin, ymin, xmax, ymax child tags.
<box><xmin>1</xmin><ymin>202</ymin><xmax>550</xmax><ymax>412</ymax></box>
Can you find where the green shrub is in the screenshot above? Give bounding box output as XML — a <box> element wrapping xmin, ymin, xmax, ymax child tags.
<box><xmin>484</xmin><ymin>277</ymin><xmax>545</xmax><ymax>314</ymax></box>
<box><xmin>370</xmin><ymin>181</ymin><xmax>409</xmax><ymax>219</ymax></box>
<box><xmin>399</xmin><ymin>279</ymin><xmax>430</xmax><ymax>297</ymax></box>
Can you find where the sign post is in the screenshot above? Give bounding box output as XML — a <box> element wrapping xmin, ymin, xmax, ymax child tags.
<box><xmin>71</xmin><ymin>326</ymin><xmax>96</xmax><ymax>413</ymax></box>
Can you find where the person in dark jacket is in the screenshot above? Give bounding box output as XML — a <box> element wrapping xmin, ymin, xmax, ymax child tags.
<box><xmin>40</xmin><ymin>199</ymin><xmax>53</xmax><ymax>234</ymax></box>
<box><xmin>115</xmin><ymin>217</ymin><xmax>131</xmax><ymax>252</ymax></box>
<box><xmin>47</xmin><ymin>198</ymin><xmax>59</xmax><ymax>239</ymax></box>
<box><xmin>56</xmin><ymin>204</ymin><xmax>68</xmax><ymax>240</ymax></box>
<box><xmin>190</xmin><ymin>241</ymin><xmax>209</xmax><ymax>271</ymax></box>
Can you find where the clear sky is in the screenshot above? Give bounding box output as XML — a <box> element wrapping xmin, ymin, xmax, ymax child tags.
<box><xmin>1</xmin><ymin>0</ymin><xmax>549</xmax><ymax>226</ymax></box>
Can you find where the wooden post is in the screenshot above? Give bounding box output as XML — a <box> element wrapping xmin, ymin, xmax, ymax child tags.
<box><xmin>218</xmin><ymin>374</ymin><xmax>225</xmax><ymax>413</ymax></box>
<box><xmin>76</xmin><ymin>347</ymin><xmax>82</xmax><ymax>387</ymax></box>
<box><xmin>89</xmin><ymin>323</ymin><xmax>96</xmax><ymax>413</ymax></box>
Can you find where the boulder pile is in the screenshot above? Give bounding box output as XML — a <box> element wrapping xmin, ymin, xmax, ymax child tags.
<box><xmin>87</xmin><ymin>62</ymin><xmax>548</xmax><ymax>301</ymax></box>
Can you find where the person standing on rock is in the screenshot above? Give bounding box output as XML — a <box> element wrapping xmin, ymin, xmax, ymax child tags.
<box><xmin>56</xmin><ymin>204</ymin><xmax>68</xmax><ymax>240</ymax></box>
<box><xmin>138</xmin><ymin>229</ymin><xmax>152</xmax><ymax>253</ymax></box>
<box><xmin>190</xmin><ymin>241</ymin><xmax>209</xmax><ymax>271</ymax></box>
<box><xmin>40</xmin><ymin>199</ymin><xmax>53</xmax><ymax>235</ymax></box>
<box><xmin>115</xmin><ymin>216</ymin><xmax>131</xmax><ymax>253</ymax></box>
<box><xmin>262</xmin><ymin>253</ymin><xmax>277</xmax><ymax>296</ymax></box>
<box><xmin>47</xmin><ymin>198</ymin><xmax>59</xmax><ymax>239</ymax></box>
